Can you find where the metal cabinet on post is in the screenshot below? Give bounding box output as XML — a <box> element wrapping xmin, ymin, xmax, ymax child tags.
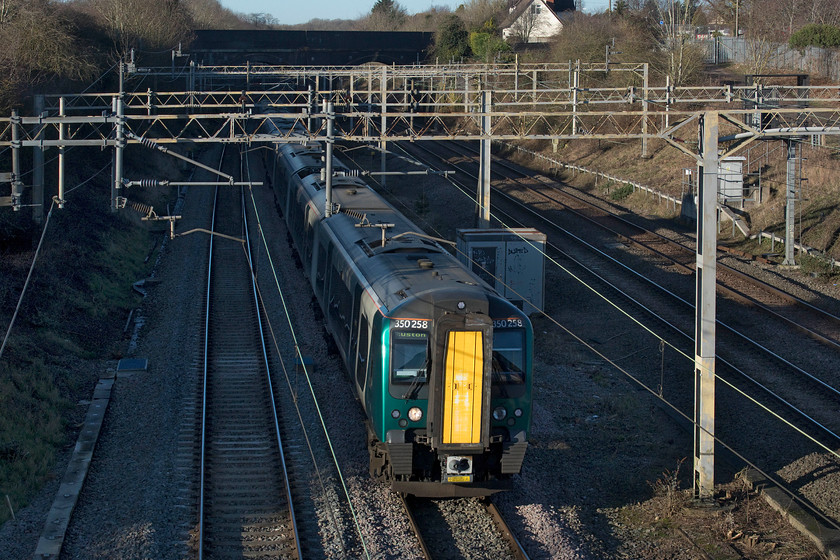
<box><xmin>456</xmin><ymin>228</ymin><xmax>546</xmax><ymax>316</ymax></box>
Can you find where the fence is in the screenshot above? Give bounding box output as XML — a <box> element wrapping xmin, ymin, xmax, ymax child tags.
<box><xmin>498</xmin><ymin>142</ymin><xmax>683</xmax><ymax>211</ymax></box>
<box><xmin>701</xmin><ymin>37</ymin><xmax>840</xmax><ymax>82</ymax></box>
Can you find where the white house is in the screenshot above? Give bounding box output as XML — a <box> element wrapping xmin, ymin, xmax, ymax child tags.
<box><xmin>502</xmin><ymin>0</ymin><xmax>567</xmax><ymax>44</ymax></box>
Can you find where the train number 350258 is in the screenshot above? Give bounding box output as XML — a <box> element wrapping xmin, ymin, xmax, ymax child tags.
<box><xmin>493</xmin><ymin>318</ymin><xmax>524</xmax><ymax>328</ymax></box>
<box><xmin>393</xmin><ymin>319</ymin><xmax>430</xmax><ymax>329</ymax></box>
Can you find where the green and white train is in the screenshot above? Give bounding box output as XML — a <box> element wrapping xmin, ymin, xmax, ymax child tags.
<box><xmin>269</xmin><ymin>124</ymin><xmax>533</xmax><ymax>497</ymax></box>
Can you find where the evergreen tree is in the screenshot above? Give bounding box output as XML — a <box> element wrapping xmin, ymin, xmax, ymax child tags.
<box><xmin>432</xmin><ymin>14</ymin><xmax>471</xmax><ymax>62</ymax></box>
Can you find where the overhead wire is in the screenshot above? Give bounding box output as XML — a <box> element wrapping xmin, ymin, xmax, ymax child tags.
<box><xmin>388</xmin><ymin>142</ymin><xmax>840</xmax><ymax>462</ymax></box>
<box><xmin>244</xmin><ymin>179</ymin><xmax>372</xmax><ymax>559</ymax></box>
<box><xmin>239</xmin><ymin>147</ymin><xmax>353</xmax><ymax>557</ymax></box>
<box><xmin>431</xmin><ymin>144</ymin><xmax>840</xmax><ymax>527</ymax></box>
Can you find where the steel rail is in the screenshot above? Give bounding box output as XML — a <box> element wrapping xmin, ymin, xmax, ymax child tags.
<box><xmin>197</xmin><ymin>150</ymin><xmax>224</xmax><ymax>560</ymax></box>
<box><xmin>510</xmin><ymin>162</ymin><xmax>840</xmax><ymax>353</ymax></box>
<box><xmin>484</xmin><ymin>501</ymin><xmax>530</xmax><ymax>560</ymax></box>
<box><xmin>398</xmin><ymin>494</ymin><xmax>432</xmax><ymax>560</ymax></box>
<box><xmin>198</xmin><ymin>148</ymin><xmax>300</xmax><ymax>559</ymax></box>
<box><xmin>240</xmin><ymin>151</ymin><xmax>301</xmax><ymax>556</ymax></box>
<box><xmin>435</xmin><ymin>140</ymin><xmax>840</xmax><ymax>397</ymax></box>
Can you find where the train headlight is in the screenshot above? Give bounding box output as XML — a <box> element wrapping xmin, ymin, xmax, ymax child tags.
<box><xmin>407</xmin><ymin>407</ymin><xmax>423</xmax><ymax>422</ymax></box>
<box><xmin>492</xmin><ymin>406</ymin><xmax>507</xmax><ymax>421</ymax></box>
<box><xmin>514</xmin><ymin>408</ymin><xmax>523</xmax><ymax>418</ymax></box>
<box><xmin>391</xmin><ymin>409</ymin><xmax>401</xmax><ymax>419</ymax></box>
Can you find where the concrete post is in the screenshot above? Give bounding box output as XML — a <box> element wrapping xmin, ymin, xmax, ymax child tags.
<box><xmin>58</xmin><ymin>98</ymin><xmax>65</xmax><ymax>208</ymax></box>
<box><xmin>642</xmin><ymin>63</ymin><xmax>649</xmax><ymax>158</ymax></box>
<box><xmin>478</xmin><ymin>90</ymin><xmax>492</xmax><ymax>228</ymax></box>
<box><xmin>325</xmin><ymin>100</ymin><xmax>334</xmax><ymax>218</ymax></box>
<box><xmin>10</xmin><ymin>110</ymin><xmax>21</xmax><ymax>211</ymax></box>
<box><xmin>783</xmin><ymin>139</ymin><xmax>798</xmax><ymax>266</ymax></box>
<box><xmin>532</xmin><ymin>70</ymin><xmax>538</xmax><ymax>108</ymax></box>
<box><xmin>307</xmin><ymin>86</ymin><xmax>314</xmax><ymax>132</ymax></box>
<box><xmin>694</xmin><ymin>111</ymin><xmax>718</xmax><ymax>501</ymax></box>
<box><xmin>572</xmin><ymin>61</ymin><xmax>579</xmax><ymax>136</ymax></box>
<box><xmin>514</xmin><ymin>54</ymin><xmax>519</xmax><ymax>102</ymax></box>
<box><xmin>33</xmin><ymin>95</ymin><xmax>46</xmax><ymax>223</ymax></box>
<box><xmin>381</xmin><ymin>66</ymin><xmax>387</xmax><ymax>188</ymax></box>
<box><xmin>113</xmin><ymin>97</ymin><xmax>125</xmax><ymax>212</ymax></box>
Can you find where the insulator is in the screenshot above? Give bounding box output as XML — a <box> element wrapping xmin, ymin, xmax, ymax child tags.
<box><xmin>342</xmin><ymin>209</ymin><xmax>366</xmax><ymax>222</ymax></box>
<box><xmin>128</xmin><ymin>200</ymin><xmax>154</xmax><ymax>216</ymax></box>
<box><xmin>137</xmin><ymin>136</ymin><xmax>157</xmax><ymax>149</ymax></box>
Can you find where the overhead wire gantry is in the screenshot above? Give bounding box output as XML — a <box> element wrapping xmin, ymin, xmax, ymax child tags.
<box><xmin>3</xmin><ymin>61</ymin><xmax>840</xmax><ymax>500</ymax></box>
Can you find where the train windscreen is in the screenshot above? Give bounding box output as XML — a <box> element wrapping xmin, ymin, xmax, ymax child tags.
<box><xmin>391</xmin><ymin>331</ymin><xmax>428</xmax><ymax>383</ymax></box>
<box><xmin>492</xmin><ymin>329</ymin><xmax>525</xmax><ymax>385</ymax></box>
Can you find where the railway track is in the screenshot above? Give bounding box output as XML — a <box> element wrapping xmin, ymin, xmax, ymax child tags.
<box><xmin>198</xmin><ymin>173</ymin><xmax>300</xmax><ymax>558</ymax></box>
<box><xmin>400</xmin><ymin>494</ymin><xmax>529</xmax><ymax>560</ymax></box>
<box><xmin>405</xmin><ymin>140</ymin><xmax>840</xmax><ymax>404</ymax></box>
<box><xmin>437</xmin><ymin>140</ymin><xmax>840</xmax><ymax>352</ymax></box>
<box><xmin>395</xmin><ymin>139</ymin><xmax>840</xmax><ymax>530</ymax></box>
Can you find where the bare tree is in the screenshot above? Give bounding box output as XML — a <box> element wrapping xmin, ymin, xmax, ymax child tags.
<box><xmin>651</xmin><ymin>0</ymin><xmax>705</xmax><ymax>85</ymax></box>
<box><xmin>245</xmin><ymin>13</ymin><xmax>278</xmax><ymax>28</ymax></box>
<box><xmin>0</xmin><ymin>0</ymin><xmax>96</xmax><ymax>108</ymax></box>
<box><xmin>552</xmin><ymin>12</ymin><xmax>614</xmax><ymax>61</ymax></box>
<box><xmin>509</xmin><ymin>1</ymin><xmax>540</xmax><ymax>43</ymax></box>
<box><xmin>740</xmin><ymin>0</ymin><xmax>783</xmax><ymax>77</ymax></box>
<box><xmin>806</xmin><ymin>0</ymin><xmax>840</xmax><ymax>26</ymax></box>
<box><xmin>361</xmin><ymin>0</ymin><xmax>407</xmax><ymax>31</ymax></box>
<box><xmin>85</xmin><ymin>0</ymin><xmax>193</xmax><ymax>58</ymax></box>
<box><xmin>183</xmin><ymin>0</ymin><xmax>250</xmax><ymax>29</ymax></box>
<box><xmin>402</xmin><ymin>6</ymin><xmax>453</xmax><ymax>32</ymax></box>
<box><xmin>458</xmin><ymin>0</ymin><xmax>507</xmax><ymax>30</ymax></box>
<box><xmin>777</xmin><ymin>0</ymin><xmax>803</xmax><ymax>36</ymax></box>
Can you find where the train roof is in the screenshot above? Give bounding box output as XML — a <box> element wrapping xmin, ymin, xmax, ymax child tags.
<box><xmin>317</xmin><ymin>184</ymin><xmax>506</xmax><ymax>315</ymax></box>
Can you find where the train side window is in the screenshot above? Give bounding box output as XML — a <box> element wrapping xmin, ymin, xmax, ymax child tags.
<box><xmin>349</xmin><ymin>285</ymin><xmax>362</xmax><ymax>365</ymax></box>
<box><xmin>356</xmin><ymin>315</ymin><xmax>369</xmax><ymax>389</ymax></box>
<box><xmin>328</xmin><ymin>265</ymin><xmax>352</xmax><ymax>353</ymax></box>
<box><xmin>492</xmin><ymin>329</ymin><xmax>525</xmax><ymax>385</ymax></box>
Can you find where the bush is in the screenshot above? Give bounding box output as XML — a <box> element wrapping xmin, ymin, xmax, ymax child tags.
<box><xmin>789</xmin><ymin>24</ymin><xmax>840</xmax><ymax>49</ymax></box>
<box><xmin>611</xmin><ymin>183</ymin><xmax>635</xmax><ymax>201</ymax></box>
<box><xmin>469</xmin><ymin>31</ymin><xmax>510</xmax><ymax>62</ymax></box>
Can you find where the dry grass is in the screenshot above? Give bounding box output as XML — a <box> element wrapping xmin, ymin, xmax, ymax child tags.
<box><xmin>511</xmin><ymin>131</ymin><xmax>840</xmax><ymax>264</ymax></box>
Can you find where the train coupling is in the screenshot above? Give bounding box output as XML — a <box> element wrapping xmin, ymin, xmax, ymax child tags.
<box><xmin>443</xmin><ymin>455</ymin><xmax>473</xmax><ymax>483</ymax></box>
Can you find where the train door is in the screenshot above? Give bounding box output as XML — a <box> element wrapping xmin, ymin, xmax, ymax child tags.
<box><xmin>427</xmin><ymin>314</ymin><xmax>493</xmax><ymax>453</ymax></box>
<box><xmin>315</xmin><ymin>240</ymin><xmax>329</xmax><ymax>304</ymax></box>
<box><xmin>355</xmin><ymin>314</ymin><xmax>369</xmax><ymax>398</ymax></box>
<box><xmin>443</xmin><ymin>330</ymin><xmax>484</xmax><ymax>445</ymax></box>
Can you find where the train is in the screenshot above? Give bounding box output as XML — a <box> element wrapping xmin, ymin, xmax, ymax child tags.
<box><xmin>266</xmin><ymin>116</ymin><xmax>533</xmax><ymax>497</ymax></box>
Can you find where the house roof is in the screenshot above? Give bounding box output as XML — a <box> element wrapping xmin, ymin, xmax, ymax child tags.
<box><xmin>501</xmin><ymin>0</ymin><xmax>565</xmax><ymax>30</ymax></box>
